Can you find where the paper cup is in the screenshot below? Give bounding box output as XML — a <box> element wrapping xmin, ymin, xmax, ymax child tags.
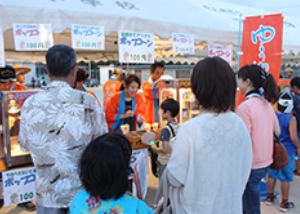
<box><xmin>143</xmin><ymin>123</ymin><xmax>151</xmax><ymax>132</ymax></box>
<box><xmin>152</xmin><ymin>122</ymin><xmax>159</xmax><ymax>132</ymax></box>
<box><xmin>120</xmin><ymin>124</ymin><xmax>130</xmax><ymax>135</ymax></box>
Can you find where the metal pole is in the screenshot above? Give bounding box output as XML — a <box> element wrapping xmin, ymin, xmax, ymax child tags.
<box><xmin>89</xmin><ymin>61</ymin><xmax>92</xmax><ymax>78</ymax></box>
<box><xmin>236</xmin><ymin>14</ymin><xmax>243</xmax><ymax>72</ymax></box>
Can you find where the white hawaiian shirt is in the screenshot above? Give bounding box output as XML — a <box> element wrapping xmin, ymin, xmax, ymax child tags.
<box><xmin>19</xmin><ymin>81</ymin><xmax>108</xmax><ymax>208</ymax></box>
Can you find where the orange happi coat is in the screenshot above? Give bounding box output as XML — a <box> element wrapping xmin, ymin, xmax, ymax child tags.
<box><xmin>105</xmin><ymin>90</ymin><xmax>145</xmax><ymax>133</ymax></box>
<box><xmin>13</xmin><ymin>82</ymin><xmax>27</xmax><ymax>90</ymax></box>
<box><xmin>103</xmin><ymin>78</ymin><xmax>122</xmax><ymax>108</ymax></box>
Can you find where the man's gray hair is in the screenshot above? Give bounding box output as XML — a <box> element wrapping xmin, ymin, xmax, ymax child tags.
<box><xmin>46</xmin><ymin>45</ymin><xmax>77</xmax><ymax>78</ymax></box>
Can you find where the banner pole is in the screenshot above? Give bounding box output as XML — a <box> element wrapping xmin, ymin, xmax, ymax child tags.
<box><xmin>236</xmin><ymin>14</ymin><xmax>243</xmax><ymax>72</ymax></box>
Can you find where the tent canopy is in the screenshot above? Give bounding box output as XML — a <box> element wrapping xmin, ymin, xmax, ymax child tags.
<box><xmin>1</xmin><ymin>0</ymin><xmax>300</xmax><ymax>63</ymax></box>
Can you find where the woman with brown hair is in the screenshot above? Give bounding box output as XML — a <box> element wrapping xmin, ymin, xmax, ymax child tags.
<box><xmin>105</xmin><ymin>74</ymin><xmax>145</xmax><ymax>133</ymax></box>
<box><xmin>165</xmin><ymin>57</ymin><xmax>252</xmax><ymax>213</ymax></box>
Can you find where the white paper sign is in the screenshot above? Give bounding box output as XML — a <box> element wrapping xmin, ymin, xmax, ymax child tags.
<box><xmin>172</xmin><ymin>33</ymin><xmax>194</xmax><ymax>54</ymax></box>
<box><xmin>13</xmin><ymin>24</ymin><xmax>53</xmax><ymax>51</ymax></box>
<box><xmin>0</xmin><ymin>29</ymin><xmax>5</xmax><ymax>67</ymax></box>
<box><xmin>72</xmin><ymin>24</ymin><xmax>104</xmax><ymax>50</ymax></box>
<box><xmin>208</xmin><ymin>44</ymin><xmax>233</xmax><ymax>66</ymax></box>
<box><xmin>118</xmin><ymin>31</ymin><xmax>154</xmax><ymax>63</ymax></box>
<box><xmin>2</xmin><ymin>167</ymin><xmax>36</xmax><ymax>206</ymax></box>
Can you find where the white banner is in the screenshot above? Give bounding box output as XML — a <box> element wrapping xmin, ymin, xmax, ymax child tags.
<box><xmin>13</xmin><ymin>24</ymin><xmax>53</xmax><ymax>51</ymax></box>
<box><xmin>2</xmin><ymin>167</ymin><xmax>36</xmax><ymax>206</ymax></box>
<box><xmin>118</xmin><ymin>31</ymin><xmax>154</xmax><ymax>63</ymax></box>
<box><xmin>0</xmin><ymin>29</ymin><xmax>5</xmax><ymax>67</ymax></box>
<box><xmin>72</xmin><ymin>24</ymin><xmax>104</xmax><ymax>50</ymax></box>
<box><xmin>172</xmin><ymin>33</ymin><xmax>194</xmax><ymax>54</ymax></box>
<box><xmin>208</xmin><ymin>44</ymin><xmax>232</xmax><ymax>66</ymax></box>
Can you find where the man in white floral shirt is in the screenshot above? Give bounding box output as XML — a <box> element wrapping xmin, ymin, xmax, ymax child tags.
<box><xmin>19</xmin><ymin>44</ymin><xmax>108</xmax><ymax>214</ymax></box>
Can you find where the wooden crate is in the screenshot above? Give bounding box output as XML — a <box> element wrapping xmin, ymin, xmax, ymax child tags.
<box><xmin>125</xmin><ymin>131</ymin><xmax>149</xmax><ymax>150</ymax></box>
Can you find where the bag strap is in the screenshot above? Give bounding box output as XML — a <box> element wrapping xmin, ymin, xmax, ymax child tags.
<box><xmin>167</xmin><ymin>123</ymin><xmax>176</xmax><ymax>137</ymax></box>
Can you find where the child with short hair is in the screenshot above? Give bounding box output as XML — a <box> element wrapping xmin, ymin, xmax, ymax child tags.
<box><xmin>150</xmin><ymin>98</ymin><xmax>180</xmax><ymax>179</ymax></box>
<box><xmin>70</xmin><ymin>133</ymin><xmax>153</xmax><ymax>214</ymax></box>
<box><xmin>266</xmin><ymin>91</ymin><xmax>300</xmax><ymax>212</ymax></box>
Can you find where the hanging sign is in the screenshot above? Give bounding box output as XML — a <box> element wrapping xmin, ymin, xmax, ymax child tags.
<box><xmin>72</xmin><ymin>24</ymin><xmax>105</xmax><ymax>50</ymax></box>
<box><xmin>172</xmin><ymin>33</ymin><xmax>194</xmax><ymax>54</ymax></box>
<box><xmin>13</xmin><ymin>24</ymin><xmax>53</xmax><ymax>51</ymax></box>
<box><xmin>0</xmin><ymin>29</ymin><xmax>5</xmax><ymax>67</ymax></box>
<box><xmin>118</xmin><ymin>31</ymin><xmax>154</xmax><ymax>63</ymax></box>
<box><xmin>208</xmin><ymin>44</ymin><xmax>233</xmax><ymax>66</ymax></box>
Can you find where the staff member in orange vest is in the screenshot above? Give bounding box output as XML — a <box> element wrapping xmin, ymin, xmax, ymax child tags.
<box><xmin>12</xmin><ymin>64</ymin><xmax>31</xmax><ymax>90</ymax></box>
<box><xmin>142</xmin><ymin>62</ymin><xmax>164</xmax><ymax>124</ymax></box>
<box><xmin>74</xmin><ymin>68</ymin><xmax>101</xmax><ymax>106</ymax></box>
<box><xmin>105</xmin><ymin>74</ymin><xmax>145</xmax><ymax>133</ymax></box>
<box><xmin>103</xmin><ymin>68</ymin><xmax>123</xmax><ymax>108</ymax></box>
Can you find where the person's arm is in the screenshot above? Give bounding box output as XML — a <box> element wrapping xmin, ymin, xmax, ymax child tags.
<box><xmin>105</xmin><ymin>95</ymin><xmax>123</xmax><ymax>131</ymax></box>
<box><xmin>237</xmin><ymin>103</ymin><xmax>252</xmax><ymax>136</ymax></box>
<box><xmin>150</xmin><ymin>128</ymin><xmax>171</xmax><ymax>154</ymax></box>
<box><xmin>135</xmin><ymin>94</ymin><xmax>145</xmax><ymax>124</ymax></box>
<box><xmin>273</xmin><ymin>112</ymin><xmax>281</xmax><ymax>137</ymax></box>
<box><xmin>289</xmin><ymin>116</ymin><xmax>300</xmax><ymax>155</ymax></box>
<box><xmin>167</xmin><ymin>124</ymin><xmax>190</xmax><ymax>186</ymax></box>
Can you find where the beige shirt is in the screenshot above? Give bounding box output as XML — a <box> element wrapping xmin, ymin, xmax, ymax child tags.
<box><xmin>19</xmin><ymin>81</ymin><xmax>108</xmax><ymax>208</ymax></box>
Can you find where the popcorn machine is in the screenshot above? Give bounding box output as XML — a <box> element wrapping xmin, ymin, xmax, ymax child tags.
<box><xmin>0</xmin><ymin>91</ymin><xmax>37</xmax><ymax>171</ymax></box>
<box><xmin>159</xmin><ymin>78</ymin><xmax>199</xmax><ymax>127</ymax></box>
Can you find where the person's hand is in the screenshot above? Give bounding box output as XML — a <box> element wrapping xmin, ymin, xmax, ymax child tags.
<box><xmin>155</xmin><ymin>80</ymin><xmax>163</xmax><ymax>89</ymax></box>
<box><xmin>136</xmin><ymin>115</ymin><xmax>144</xmax><ymax>124</ymax></box>
<box><xmin>125</xmin><ymin>110</ymin><xmax>134</xmax><ymax>118</ymax></box>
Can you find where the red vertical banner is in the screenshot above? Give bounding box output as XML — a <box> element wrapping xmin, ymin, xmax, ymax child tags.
<box><xmin>240</xmin><ymin>14</ymin><xmax>283</xmax><ymax>82</ymax></box>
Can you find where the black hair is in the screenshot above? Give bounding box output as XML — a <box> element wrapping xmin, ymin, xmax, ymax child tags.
<box><xmin>191</xmin><ymin>57</ymin><xmax>236</xmax><ymax>113</ymax></box>
<box><xmin>291</xmin><ymin>77</ymin><xmax>300</xmax><ymax>89</ymax></box>
<box><xmin>120</xmin><ymin>73</ymin><xmax>141</xmax><ymax>91</ymax></box>
<box><xmin>79</xmin><ymin>133</ymin><xmax>132</xmax><ymax>200</ymax></box>
<box><xmin>160</xmin><ymin>98</ymin><xmax>179</xmax><ymax>117</ymax></box>
<box><xmin>238</xmin><ymin>64</ymin><xmax>278</xmax><ymax>102</ymax></box>
<box><xmin>76</xmin><ymin>68</ymin><xmax>89</xmax><ymax>82</ymax></box>
<box><xmin>150</xmin><ymin>62</ymin><xmax>164</xmax><ymax>72</ymax></box>
<box><xmin>46</xmin><ymin>44</ymin><xmax>77</xmax><ymax>78</ymax></box>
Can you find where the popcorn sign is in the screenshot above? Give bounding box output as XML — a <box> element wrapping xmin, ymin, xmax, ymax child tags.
<box><xmin>172</xmin><ymin>33</ymin><xmax>194</xmax><ymax>54</ymax></box>
<box><xmin>72</xmin><ymin>24</ymin><xmax>105</xmax><ymax>50</ymax></box>
<box><xmin>118</xmin><ymin>31</ymin><xmax>154</xmax><ymax>63</ymax></box>
<box><xmin>208</xmin><ymin>44</ymin><xmax>232</xmax><ymax>66</ymax></box>
<box><xmin>13</xmin><ymin>24</ymin><xmax>53</xmax><ymax>51</ymax></box>
<box><xmin>2</xmin><ymin>167</ymin><xmax>37</xmax><ymax>206</ymax></box>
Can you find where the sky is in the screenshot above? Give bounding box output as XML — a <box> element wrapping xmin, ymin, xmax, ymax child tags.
<box><xmin>219</xmin><ymin>0</ymin><xmax>300</xmax><ymax>18</ymax></box>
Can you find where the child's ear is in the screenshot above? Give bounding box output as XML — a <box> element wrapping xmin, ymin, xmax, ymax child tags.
<box><xmin>167</xmin><ymin>110</ymin><xmax>172</xmax><ymax>116</ymax></box>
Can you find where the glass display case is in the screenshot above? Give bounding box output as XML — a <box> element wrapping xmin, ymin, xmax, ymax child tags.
<box><xmin>159</xmin><ymin>79</ymin><xmax>200</xmax><ymax>127</ymax></box>
<box><xmin>0</xmin><ymin>91</ymin><xmax>37</xmax><ymax>169</ymax></box>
